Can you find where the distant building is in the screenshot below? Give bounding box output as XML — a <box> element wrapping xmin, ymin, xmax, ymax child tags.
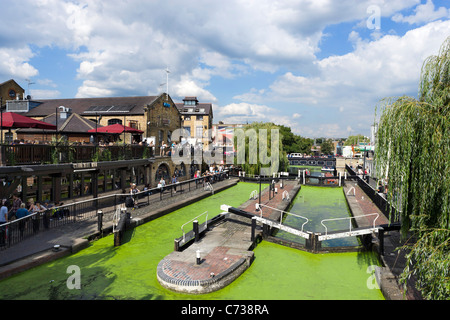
<box><xmin>175</xmin><ymin>97</ymin><xmax>213</xmax><ymax>147</ymax></box>
<box><xmin>211</xmin><ymin>123</ymin><xmax>244</xmax><ymax>151</ymax></box>
<box><xmin>0</xmin><ymin>79</ymin><xmax>25</xmax><ymax>106</ymax></box>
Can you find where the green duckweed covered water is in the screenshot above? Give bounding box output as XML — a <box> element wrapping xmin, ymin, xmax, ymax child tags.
<box><xmin>274</xmin><ymin>185</ymin><xmax>360</xmax><ymax>247</ymax></box>
<box><xmin>0</xmin><ymin>182</ymin><xmax>383</xmax><ymax>300</ymax></box>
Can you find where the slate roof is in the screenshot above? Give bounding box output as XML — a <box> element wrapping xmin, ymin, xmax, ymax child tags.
<box><xmin>17</xmin><ymin>112</ymin><xmax>101</xmax><ymax>133</ymax></box>
<box><xmin>25</xmin><ymin>96</ymin><xmax>160</xmax><ymax>117</ymax></box>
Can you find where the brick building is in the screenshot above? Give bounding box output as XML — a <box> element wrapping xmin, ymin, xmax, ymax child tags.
<box><xmin>12</xmin><ymin>93</ymin><xmax>182</xmax><ymax>147</ymax></box>
<box><xmin>0</xmin><ymin>79</ymin><xmax>25</xmax><ymax>105</ymax></box>
<box><xmin>175</xmin><ymin>96</ymin><xmax>213</xmax><ymax>147</ymax></box>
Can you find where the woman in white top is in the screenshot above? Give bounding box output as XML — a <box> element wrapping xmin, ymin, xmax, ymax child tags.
<box><xmin>0</xmin><ymin>199</ymin><xmax>8</xmax><ymax>224</ymax></box>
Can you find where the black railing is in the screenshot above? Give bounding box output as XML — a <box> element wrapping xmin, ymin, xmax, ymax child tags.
<box><xmin>0</xmin><ymin>144</ymin><xmax>154</xmax><ymax>165</ymax></box>
<box><xmin>0</xmin><ymin>171</ymin><xmax>230</xmax><ymax>251</ymax></box>
<box><xmin>345</xmin><ymin>164</ymin><xmax>399</xmax><ymax>223</ymax></box>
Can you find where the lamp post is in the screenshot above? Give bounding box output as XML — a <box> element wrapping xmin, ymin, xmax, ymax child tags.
<box><xmin>95</xmin><ymin>112</ymin><xmax>98</xmax><ymax>157</ymax></box>
<box><xmin>55</xmin><ymin>107</ymin><xmax>58</xmax><ymax>143</ymax></box>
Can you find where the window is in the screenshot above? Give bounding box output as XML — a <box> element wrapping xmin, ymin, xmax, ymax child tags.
<box><xmin>196</xmin><ymin>126</ymin><xmax>203</xmax><ymax>138</ymax></box>
<box><xmin>184</xmin><ymin>100</ymin><xmax>196</xmax><ymax>106</ymax></box>
<box><xmin>108</xmin><ymin>119</ymin><xmax>123</xmax><ymax>125</ymax></box>
<box><xmin>128</xmin><ymin>120</ymin><xmax>138</xmax><ymax>129</ymax></box>
<box><xmin>196</xmin><ymin>116</ymin><xmax>203</xmax><ymax>121</ymax></box>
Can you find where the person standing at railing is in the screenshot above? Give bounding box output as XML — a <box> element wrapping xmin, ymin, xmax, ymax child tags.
<box><xmin>171</xmin><ymin>174</ymin><xmax>178</xmax><ymax>193</ymax></box>
<box><xmin>15</xmin><ymin>203</ymin><xmax>29</xmax><ymax>238</ymax></box>
<box><xmin>0</xmin><ymin>199</ymin><xmax>8</xmax><ymax>246</ymax></box>
<box><xmin>130</xmin><ymin>183</ymin><xmax>140</xmax><ymax>208</ymax></box>
<box><xmin>8</xmin><ymin>195</ymin><xmax>21</xmax><ymax>220</ymax></box>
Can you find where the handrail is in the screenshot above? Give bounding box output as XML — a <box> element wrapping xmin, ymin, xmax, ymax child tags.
<box><xmin>258</xmin><ymin>203</ymin><xmax>309</xmax><ymax>232</ymax></box>
<box><xmin>181</xmin><ymin>211</ymin><xmax>208</xmax><ymax>242</ymax></box>
<box><xmin>346</xmin><ymin>186</ymin><xmax>356</xmax><ymax>196</ymax></box>
<box><xmin>112</xmin><ymin>206</ymin><xmax>122</xmax><ymax>232</ymax></box>
<box><xmin>204</xmin><ymin>182</ymin><xmax>214</xmax><ymax>194</ymax></box>
<box><xmin>249</xmin><ymin>190</ymin><xmax>258</xmax><ymax>200</ymax></box>
<box><xmin>320</xmin><ymin>212</ymin><xmax>379</xmax><ymax>236</ymax></box>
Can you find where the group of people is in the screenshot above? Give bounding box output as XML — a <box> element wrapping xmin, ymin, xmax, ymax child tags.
<box><xmin>0</xmin><ymin>195</ymin><xmax>63</xmax><ymax>225</ymax></box>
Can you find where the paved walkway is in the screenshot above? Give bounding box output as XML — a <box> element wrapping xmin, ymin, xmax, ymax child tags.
<box><xmin>344</xmin><ymin>181</ymin><xmax>422</xmax><ymax>300</ymax></box>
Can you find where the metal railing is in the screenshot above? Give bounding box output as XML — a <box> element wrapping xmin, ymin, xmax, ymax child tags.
<box><xmin>257</xmin><ymin>203</ymin><xmax>309</xmax><ymax>233</ymax></box>
<box><xmin>1</xmin><ymin>144</ymin><xmax>153</xmax><ymax>165</ymax></box>
<box><xmin>0</xmin><ymin>170</ymin><xmax>230</xmax><ymax>251</ymax></box>
<box><xmin>180</xmin><ymin>211</ymin><xmax>208</xmax><ymax>242</ymax></box>
<box><xmin>320</xmin><ymin>213</ymin><xmax>379</xmax><ymax>237</ymax></box>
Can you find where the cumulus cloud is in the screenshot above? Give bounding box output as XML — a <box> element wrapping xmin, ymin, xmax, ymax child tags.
<box><xmin>234</xmin><ymin>19</ymin><xmax>450</xmax><ymax>137</ymax></box>
<box><xmin>1</xmin><ymin>0</ymin><xmax>447</xmax><ymax>138</ymax></box>
<box><xmin>0</xmin><ymin>47</ymin><xmax>38</xmax><ymax>81</ymax></box>
<box><xmin>392</xmin><ymin>0</ymin><xmax>450</xmax><ymax>24</ymax></box>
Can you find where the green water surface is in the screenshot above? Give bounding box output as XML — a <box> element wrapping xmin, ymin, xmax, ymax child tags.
<box><xmin>274</xmin><ymin>185</ymin><xmax>360</xmax><ymax>247</ymax></box>
<box><xmin>0</xmin><ymin>182</ymin><xmax>383</xmax><ymax>300</ymax></box>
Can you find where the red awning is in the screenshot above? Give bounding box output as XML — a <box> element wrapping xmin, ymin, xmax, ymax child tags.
<box><xmin>88</xmin><ymin>123</ymin><xmax>144</xmax><ymax>134</ymax></box>
<box><xmin>0</xmin><ymin>112</ymin><xmax>57</xmax><ymax>130</ymax></box>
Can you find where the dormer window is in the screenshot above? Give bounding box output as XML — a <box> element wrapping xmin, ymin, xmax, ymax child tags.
<box><xmin>183</xmin><ymin>97</ymin><xmax>199</xmax><ymax>106</ymax></box>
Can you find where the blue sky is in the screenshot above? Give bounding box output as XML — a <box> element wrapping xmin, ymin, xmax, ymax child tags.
<box><xmin>1</xmin><ymin>0</ymin><xmax>449</xmax><ymax>138</ymax></box>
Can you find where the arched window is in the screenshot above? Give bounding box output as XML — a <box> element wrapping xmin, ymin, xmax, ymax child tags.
<box><xmin>155</xmin><ymin>163</ymin><xmax>170</xmax><ymax>182</ymax></box>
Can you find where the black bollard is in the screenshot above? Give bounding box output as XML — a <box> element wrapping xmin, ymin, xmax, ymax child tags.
<box><xmin>193</xmin><ymin>220</ymin><xmax>199</xmax><ymax>242</ymax></box>
<box><xmin>251</xmin><ymin>217</ymin><xmax>257</xmax><ymax>242</ymax></box>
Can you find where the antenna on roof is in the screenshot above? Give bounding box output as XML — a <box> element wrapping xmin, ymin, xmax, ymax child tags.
<box><xmin>165</xmin><ymin>67</ymin><xmax>170</xmax><ymax>101</ymax></box>
<box><xmin>25</xmin><ymin>78</ymin><xmax>35</xmax><ymax>98</ymax></box>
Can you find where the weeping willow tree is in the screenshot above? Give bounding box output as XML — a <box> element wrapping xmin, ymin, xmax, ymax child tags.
<box><xmin>375</xmin><ymin>37</ymin><xmax>450</xmax><ymax>300</ymax></box>
<box><xmin>234</xmin><ymin>122</ymin><xmax>288</xmax><ymax>176</ymax></box>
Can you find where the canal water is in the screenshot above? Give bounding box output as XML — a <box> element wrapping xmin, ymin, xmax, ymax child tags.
<box><xmin>274</xmin><ymin>185</ymin><xmax>360</xmax><ymax>247</ymax></box>
<box><xmin>0</xmin><ymin>182</ymin><xmax>383</xmax><ymax>300</ymax></box>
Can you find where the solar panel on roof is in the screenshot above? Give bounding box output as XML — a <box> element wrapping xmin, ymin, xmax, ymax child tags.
<box><xmin>84</xmin><ymin>105</ymin><xmax>136</xmax><ymax>113</ymax></box>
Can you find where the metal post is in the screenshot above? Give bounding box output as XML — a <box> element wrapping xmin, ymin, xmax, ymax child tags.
<box><xmin>196</xmin><ymin>250</ymin><xmax>201</xmax><ymax>265</ymax></box>
<box><xmin>259</xmin><ymin>176</ymin><xmax>262</xmax><ymax>206</ymax></box>
<box><xmin>193</xmin><ymin>220</ymin><xmax>199</xmax><ymax>242</ymax></box>
<box><xmin>251</xmin><ymin>216</ymin><xmax>257</xmax><ymax>242</ymax></box>
<box><xmin>97</xmin><ymin>210</ymin><xmax>103</xmax><ymax>234</ymax></box>
<box><xmin>379</xmin><ymin>228</ymin><xmax>385</xmax><ymax>256</ymax></box>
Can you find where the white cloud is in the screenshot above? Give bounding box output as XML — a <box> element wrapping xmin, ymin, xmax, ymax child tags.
<box><xmin>0</xmin><ymin>47</ymin><xmax>38</xmax><ymax>80</ymax></box>
<box><xmin>216</xmin><ymin>102</ymin><xmax>300</xmax><ymax>130</ymax></box>
<box><xmin>1</xmin><ymin>0</ymin><xmax>446</xmax><ymax>139</ymax></box>
<box><xmin>392</xmin><ymin>0</ymin><xmax>450</xmax><ymax>24</ymax></box>
<box><xmin>234</xmin><ymin>19</ymin><xmax>450</xmax><ymax>137</ymax></box>
<box><xmin>173</xmin><ymin>77</ymin><xmax>217</xmax><ymax>102</ymax></box>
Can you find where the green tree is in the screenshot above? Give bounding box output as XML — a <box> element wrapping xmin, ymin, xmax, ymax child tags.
<box><xmin>375</xmin><ymin>37</ymin><xmax>450</xmax><ymax>300</ymax></box>
<box><xmin>320</xmin><ymin>138</ymin><xmax>334</xmax><ymax>155</ymax></box>
<box><xmin>344</xmin><ymin>134</ymin><xmax>369</xmax><ymax>146</ymax></box>
<box><xmin>234</xmin><ymin>122</ymin><xmax>288</xmax><ymax>176</ymax></box>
